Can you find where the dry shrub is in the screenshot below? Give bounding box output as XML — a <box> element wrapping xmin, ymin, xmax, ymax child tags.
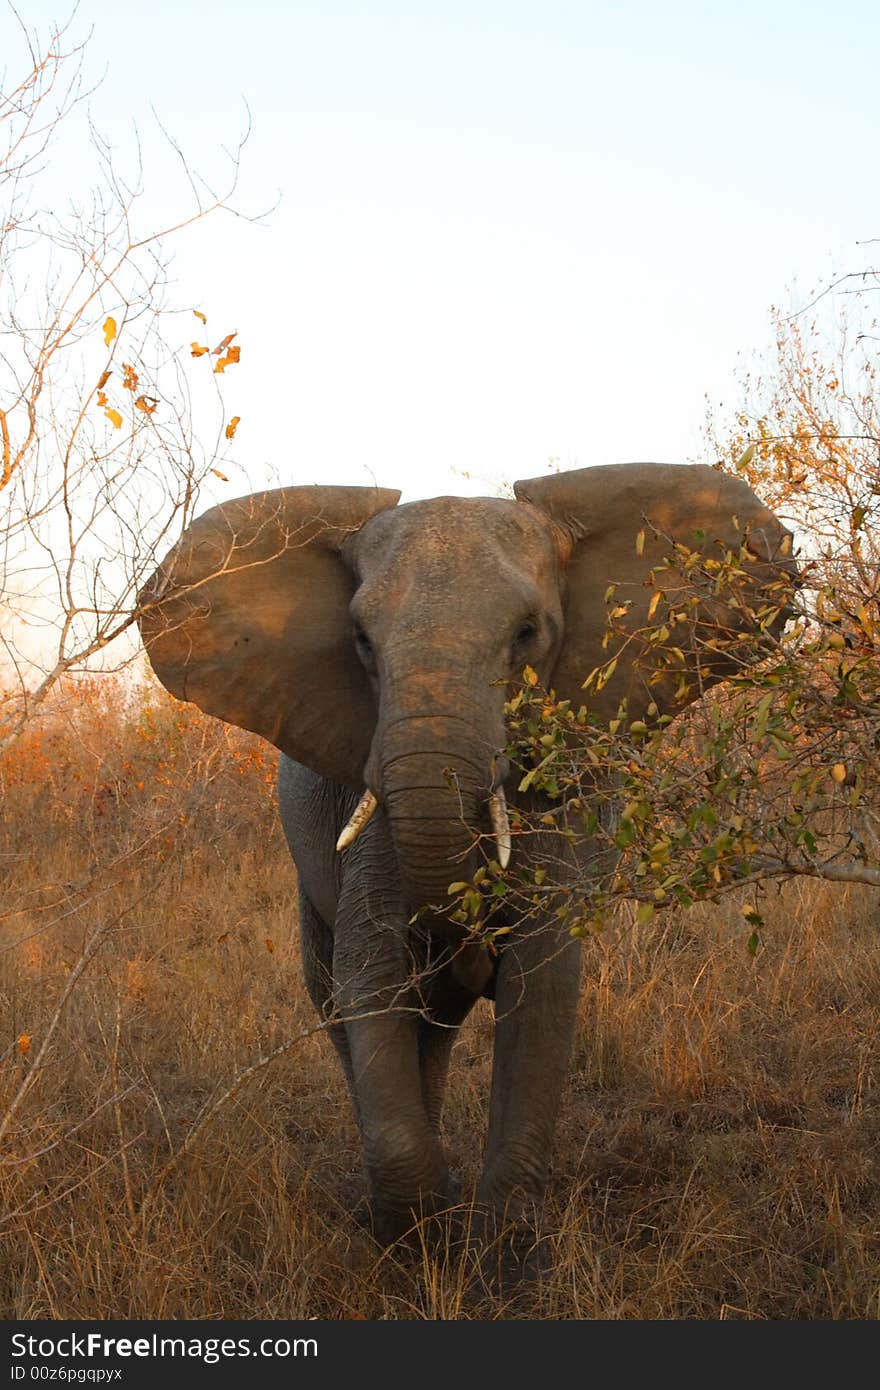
<box><xmin>1</xmin><ymin>678</ymin><xmax>879</xmax><ymax>1318</ymax></box>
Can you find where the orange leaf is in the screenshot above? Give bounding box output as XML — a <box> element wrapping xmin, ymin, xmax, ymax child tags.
<box><xmin>212</xmin><ymin>331</ymin><xmax>237</xmax><ymax>355</ymax></box>
<box><xmin>17</xmin><ymin>1033</ymin><xmax>31</xmax><ymax>1056</ymax></box>
<box><xmin>225</xmin><ymin>415</ymin><xmax>241</xmax><ymax>440</ymax></box>
<box><xmin>264</xmin><ymin>937</ymin><xmax>275</xmax><ymax>953</ymax></box>
<box><xmin>97</xmin><ymin>390</ymin><xmax>108</xmax><ymax>408</ymax></box>
<box><xmin>211</xmin><ymin>468</ymin><xmax>229</xmax><ymax>482</ymax></box>
<box><xmin>104</xmin><ymin>408</ymin><xmax>123</xmax><ymax>429</ymax></box>
<box><xmin>135</xmin><ymin>395</ymin><xmax>158</xmax><ymax>415</ymax></box>
<box><xmin>193</xmin><ymin>309</ymin><xmax>207</xmax><ymax>325</ymax></box>
<box><xmin>97</xmin><ymin>369</ymin><xmax>111</xmax><ymax>390</ymax></box>
<box><xmin>103</xmin><ymin>316</ymin><xmax>117</xmax><ymax>346</ymax></box>
<box><xmin>214</xmin><ymin>345</ymin><xmax>241</xmax><ymax>374</ymax></box>
<box><xmin>191</xmin><ymin>342</ymin><xmax>210</xmax><ymax>358</ymax></box>
<box><xmin>122</xmin><ymin>363</ymin><xmax>138</xmax><ymax>392</ymax></box>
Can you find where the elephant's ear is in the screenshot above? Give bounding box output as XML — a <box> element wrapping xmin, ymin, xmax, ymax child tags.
<box><xmin>513</xmin><ymin>463</ymin><xmax>797</xmax><ymax>722</ymax></box>
<box><xmin>138</xmin><ymin>485</ymin><xmax>401</xmax><ymax>787</ymax></box>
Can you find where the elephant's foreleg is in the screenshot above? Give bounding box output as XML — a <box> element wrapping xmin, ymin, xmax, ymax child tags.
<box><xmin>338</xmin><ymin>969</ymin><xmax>452</xmax><ymax>1241</ymax></box>
<box><xmin>477</xmin><ymin>918</ymin><xmax>582</xmax><ymax>1232</ymax></box>
<box><xmin>332</xmin><ymin>844</ymin><xmax>452</xmax><ymax>1242</ymax></box>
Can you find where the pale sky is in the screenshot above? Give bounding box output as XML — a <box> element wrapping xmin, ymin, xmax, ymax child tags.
<box><xmin>6</xmin><ymin>0</ymin><xmax>880</xmax><ymax>510</ymax></box>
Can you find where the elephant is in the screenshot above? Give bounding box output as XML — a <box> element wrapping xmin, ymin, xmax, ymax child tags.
<box><xmin>137</xmin><ymin>462</ymin><xmax>797</xmax><ymax>1277</ymax></box>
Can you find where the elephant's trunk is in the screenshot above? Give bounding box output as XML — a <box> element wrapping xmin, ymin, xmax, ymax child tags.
<box><xmin>378</xmin><ymin>716</ymin><xmax>492</xmax><ymax>910</ymax></box>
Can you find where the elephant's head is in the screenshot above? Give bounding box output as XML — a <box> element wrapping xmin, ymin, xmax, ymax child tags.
<box><xmin>138</xmin><ymin>465</ymin><xmax>796</xmax><ymax>908</ymax></box>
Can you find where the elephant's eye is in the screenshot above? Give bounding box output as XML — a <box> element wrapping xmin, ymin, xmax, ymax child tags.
<box><xmin>354</xmin><ymin>624</ymin><xmax>375</xmax><ymax>668</ymax></box>
<box><xmin>513</xmin><ymin>620</ymin><xmax>538</xmax><ymax>649</ymax></box>
<box><xmin>510</xmin><ymin>618</ymin><xmax>539</xmax><ymax>666</ymax></box>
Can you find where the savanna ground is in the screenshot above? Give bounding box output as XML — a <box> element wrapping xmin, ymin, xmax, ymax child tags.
<box><xmin>1</xmin><ymin>677</ymin><xmax>879</xmax><ymax>1320</ymax></box>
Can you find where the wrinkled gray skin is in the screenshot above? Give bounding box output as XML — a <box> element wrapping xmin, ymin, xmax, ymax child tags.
<box><xmin>276</xmin><ymin>499</ymin><xmax>581</xmax><ymax>1255</ymax></box>
<box><xmin>139</xmin><ymin>465</ymin><xmax>796</xmax><ymax>1281</ymax></box>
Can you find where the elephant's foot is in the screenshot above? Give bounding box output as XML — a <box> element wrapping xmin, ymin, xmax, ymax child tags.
<box><xmin>367</xmin><ymin>1172</ymin><xmax>462</xmax><ymax>1248</ymax></box>
<box><xmin>360</xmin><ymin>1118</ymin><xmax>456</xmax><ymax>1246</ymax></box>
<box><xmin>468</xmin><ymin>1195</ymin><xmax>550</xmax><ymax>1299</ymax></box>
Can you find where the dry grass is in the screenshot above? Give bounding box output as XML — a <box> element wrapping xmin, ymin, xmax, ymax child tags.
<box><xmin>1</xmin><ymin>679</ymin><xmax>879</xmax><ymax>1319</ymax></box>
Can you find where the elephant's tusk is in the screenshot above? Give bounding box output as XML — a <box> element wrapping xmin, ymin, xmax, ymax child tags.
<box><xmin>489</xmin><ymin>787</ymin><xmax>511</xmax><ymax>869</ymax></box>
<box><xmin>336</xmin><ymin>790</ymin><xmax>379</xmax><ymax>852</ymax></box>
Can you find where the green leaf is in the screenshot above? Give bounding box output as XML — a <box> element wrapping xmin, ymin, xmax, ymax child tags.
<box><xmin>594</xmin><ymin>656</ymin><xmax>618</xmax><ymax>691</ymax></box>
<box><xmin>615</xmin><ymin>821</ymin><xmax>635</xmax><ymax>850</ymax></box>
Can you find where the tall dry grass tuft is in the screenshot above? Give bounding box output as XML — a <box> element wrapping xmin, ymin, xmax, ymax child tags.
<box><xmin>1</xmin><ymin>677</ymin><xmax>879</xmax><ymax>1318</ymax></box>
